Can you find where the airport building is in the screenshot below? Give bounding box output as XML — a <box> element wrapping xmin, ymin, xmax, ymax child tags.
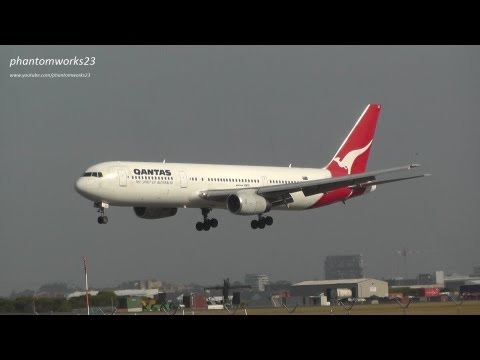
<box><xmin>245</xmin><ymin>274</ymin><xmax>269</xmax><ymax>291</ymax></box>
<box><xmin>291</xmin><ymin>278</ymin><xmax>388</xmax><ymax>300</ymax></box>
<box><xmin>324</xmin><ymin>254</ymin><xmax>364</xmax><ymax>280</ymax></box>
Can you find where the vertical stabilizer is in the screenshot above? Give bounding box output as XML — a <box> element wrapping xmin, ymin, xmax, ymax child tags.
<box><xmin>326</xmin><ymin>104</ymin><xmax>381</xmax><ymax>176</ymax></box>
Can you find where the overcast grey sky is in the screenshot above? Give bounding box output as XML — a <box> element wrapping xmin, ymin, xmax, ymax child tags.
<box><xmin>0</xmin><ymin>46</ymin><xmax>478</xmax><ymax>296</ymax></box>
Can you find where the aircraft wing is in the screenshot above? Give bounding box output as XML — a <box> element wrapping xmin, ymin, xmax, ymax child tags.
<box><xmin>200</xmin><ymin>164</ymin><xmax>429</xmax><ymax>204</ymax></box>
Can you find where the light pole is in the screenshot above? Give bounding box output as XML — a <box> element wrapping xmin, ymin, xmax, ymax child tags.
<box><xmin>32</xmin><ymin>292</ymin><xmax>36</xmax><ymax>315</ymax></box>
<box><xmin>83</xmin><ymin>256</ymin><xmax>90</xmax><ymax>315</ymax></box>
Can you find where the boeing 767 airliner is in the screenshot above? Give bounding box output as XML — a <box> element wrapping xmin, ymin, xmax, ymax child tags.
<box><xmin>75</xmin><ymin>104</ymin><xmax>429</xmax><ymax>230</ymax></box>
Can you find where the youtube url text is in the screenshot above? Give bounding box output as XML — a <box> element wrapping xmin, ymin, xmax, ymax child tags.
<box><xmin>10</xmin><ymin>73</ymin><xmax>91</xmax><ymax>79</ymax></box>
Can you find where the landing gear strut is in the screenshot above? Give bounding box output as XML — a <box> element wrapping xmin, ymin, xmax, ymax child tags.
<box><xmin>251</xmin><ymin>215</ymin><xmax>273</xmax><ymax>230</ymax></box>
<box><xmin>94</xmin><ymin>202</ymin><xmax>109</xmax><ymax>224</ymax></box>
<box><xmin>196</xmin><ymin>208</ymin><xmax>219</xmax><ymax>231</ymax></box>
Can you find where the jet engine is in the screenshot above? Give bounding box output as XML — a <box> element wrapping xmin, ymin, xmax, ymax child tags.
<box><xmin>227</xmin><ymin>192</ymin><xmax>271</xmax><ymax>215</ymax></box>
<box><xmin>133</xmin><ymin>207</ymin><xmax>178</xmax><ymax>219</ymax></box>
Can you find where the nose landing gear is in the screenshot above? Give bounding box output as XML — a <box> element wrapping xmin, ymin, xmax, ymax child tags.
<box><xmin>94</xmin><ymin>202</ymin><xmax>109</xmax><ymax>224</ymax></box>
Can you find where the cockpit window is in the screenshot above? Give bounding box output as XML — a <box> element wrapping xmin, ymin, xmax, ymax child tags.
<box><xmin>83</xmin><ymin>172</ymin><xmax>103</xmax><ymax>177</ymax></box>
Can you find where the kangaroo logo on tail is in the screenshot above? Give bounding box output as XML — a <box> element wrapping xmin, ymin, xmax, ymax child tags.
<box><xmin>332</xmin><ymin>140</ymin><xmax>373</xmax><ymax>175</ymax></box>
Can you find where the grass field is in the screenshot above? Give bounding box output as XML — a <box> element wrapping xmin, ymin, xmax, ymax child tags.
<box><xmin>147</xmin><ymin>300</ymin><xmax>480</xmax><ymax>315</ymax></box>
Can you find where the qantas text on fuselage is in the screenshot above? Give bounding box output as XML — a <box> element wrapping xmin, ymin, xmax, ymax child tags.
<box><xmin>75</xmin><ymin>104</ymin><xmax>429</xmax><ymax>230</ymax></box>
<box><xmin>133</xmin><ymin>169</ymin><xmax>172</xmax><ymax>176</ymax></box>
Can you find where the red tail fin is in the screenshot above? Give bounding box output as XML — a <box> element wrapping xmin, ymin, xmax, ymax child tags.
<box><xmin>326</xmin><ymin>104</ymin><xmax>381</xmax><ymax>176</ymax></box>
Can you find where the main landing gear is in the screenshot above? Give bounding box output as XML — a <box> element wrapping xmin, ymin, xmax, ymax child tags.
<box><xmin>94</xmin><ymin>202</ymin><xmax>109</xmax><ymax>224</ymax></box>
<box><xmin>251</xmin><ymin>215</ymin><xmax>273</xmax><ymax>230</ymax></box>
<box><xmin>196</xmin><ymin>208</ymin><xmax>219</xmax><ymax>231</ymax></box>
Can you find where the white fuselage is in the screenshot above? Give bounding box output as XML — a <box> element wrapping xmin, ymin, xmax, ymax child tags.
<box><xmin>75</xmin><ymin>161</ymin><xmax>332</xmax><ymax>211</ymax></box>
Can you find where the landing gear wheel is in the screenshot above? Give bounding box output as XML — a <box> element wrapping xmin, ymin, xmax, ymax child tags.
<box><xmin>210</xmin><ymin>218</ymin><xmax>218</xmax><ymax>228</ymax></box>
<box><xmin>203</xmin><ymin>222</ymin><xmax>211</xmax><ymax>231</ymax></box>
<box><xmin>196</xmin><ymin>222</ymin><xmax>204</xmax><ymax>231</ymax></box>
<box><xmin>98</xmin><ymin>216</ymin><xmax>108</xmax><ymax>224</ymax></box>
<box><xmin>265</xmin><ymin>216</ymin><xmax>273</xmax><ymax>226</ymax></box>
<box><xmin>258</xmin><ymin>219</ymin><xmax>266</xmax><ymax>229</ymax></box>
<box><xmin>251</xmin><ymin>220</ymin><xmax>258</xmax><ymax>229</ymax></box>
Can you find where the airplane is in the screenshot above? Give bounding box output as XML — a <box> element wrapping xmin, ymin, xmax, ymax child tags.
<box><xmin>75</xmin><ymin>104</ymin><xmax>429</xmax><ymax>230</ymax></box>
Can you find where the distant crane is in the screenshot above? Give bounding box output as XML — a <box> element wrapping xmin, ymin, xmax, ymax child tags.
<box><xmin>395</xmin><ymin>247</ymin><xmax>421</xmax><ymax>278</ymax></box>
<box><xmin>395</xmin><ymin>246</ymin><xmax>437</xmax><ymax>279</ymax></box>
<box><xmin>204</xmin><ymin>278</ymin><xmax>251</xmax><ymax>306</ymax></box>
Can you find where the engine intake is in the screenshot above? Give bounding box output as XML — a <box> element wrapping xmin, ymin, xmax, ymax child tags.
<box><xmin>227</xmin><ymin>192</ymin><xmax>271</xmax><ymax>215</ymax></box>
<box><xmin>133</xmin><ymin>207</ymin><xmax>178</xmax><ymax>219</ymax></box>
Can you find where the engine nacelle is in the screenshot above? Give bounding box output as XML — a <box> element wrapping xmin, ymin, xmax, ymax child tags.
<box><xmin>227</xmin><ymin>192</ymin><xmax>271</xmax><ymax>215</ymax></box>
<box><xmin>133</xmin><ymin>207</ymin><xmax>178</xmax><ymax>219</ymax></box>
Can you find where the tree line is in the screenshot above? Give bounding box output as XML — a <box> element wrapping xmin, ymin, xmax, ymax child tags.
<box><xmin>0</xmin><ymin>291</ymin><xmax>118</xmax><ymax>313</ymax></box>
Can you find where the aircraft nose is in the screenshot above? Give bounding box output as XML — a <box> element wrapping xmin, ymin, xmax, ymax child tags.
<box><xmin>75</xmin><ymin>177</ymin><xmax>88</xmax><ymax>196</ymax></box>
